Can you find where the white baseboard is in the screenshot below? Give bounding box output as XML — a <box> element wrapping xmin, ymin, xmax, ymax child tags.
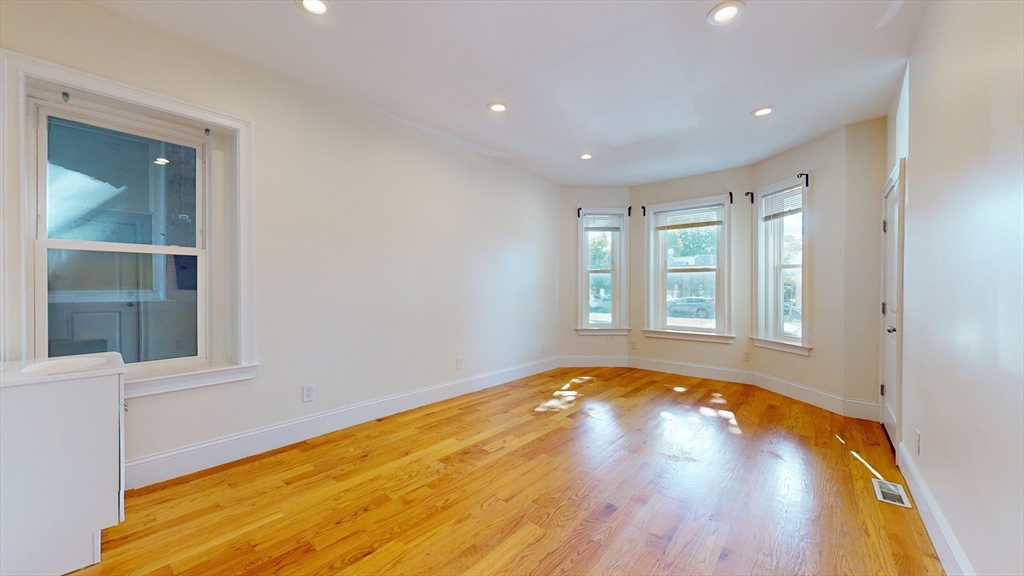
<box><xmin>897</xmin><ymin>443</ymin><xmax>975</xmax><ymax>575</ymax></box>
<box><xmin>560</xmin><ymin>355</ymin><xmax>630</xmax><ymax>368</ymax></box>
<box><xmin>753</xmin><ymin>371</ymin><xmax>844</xmax><ymax>414</ymax></box>
<box><xmin>627</xmin><ymin>356</ymin><xmax>754</xmax><ymax>384</ymax></box>
<box><xmin>842</xmin><ymin>397</ymin><xmax>880</xmax><ymax>421</ymax></box>
<box><xmin>125</xmin><ymin>357</ymin><xmax>560</xmax><ymax>489</ymax></box>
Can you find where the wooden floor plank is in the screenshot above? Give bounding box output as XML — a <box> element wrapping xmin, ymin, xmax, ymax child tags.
<box><xmin>71</xmin><ymin>368</ymin><xmax>942</xmax><ymax>576</ymax></box>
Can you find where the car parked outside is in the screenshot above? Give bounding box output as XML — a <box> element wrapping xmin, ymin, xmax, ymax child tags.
<box><xmin>667</xmin><ymin>297</ymin><xmax>716</xmax><ymax>319</ymax></box>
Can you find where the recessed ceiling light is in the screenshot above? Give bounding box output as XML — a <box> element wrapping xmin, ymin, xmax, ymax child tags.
<box><xmin>154</xmin><ymin>158</ymin><xmax>169</xmax><ymax>165</ymax></box>
<box><xmin>752</xmin><ymin>106</ymin><xmax>774</xmax><ymax>117</ymax></box>
<box><xmin>302</xmin><ymin>0</ymin><xmax>327</xmax><ymax>15</ymax></box>
<box><xmin>488</xmin><ymin>102</ymin><xmax>507</xmax><ymax>112</ymax></box>
<box><xmin>580</xmin><ymin>154</ymin><xmax>593</xmax><ymax>160</ymax></box>
<box><xmin>708</xmin><ymin>1</ymin><xmax>745</xmax><ymax>25</ymax></box>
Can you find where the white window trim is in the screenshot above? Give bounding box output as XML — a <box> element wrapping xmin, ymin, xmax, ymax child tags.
<box><xmin>644</xmin><ymin>194</ymin><xmax>732</xmax><ymax>340</ymax></box>
<box><xmin>644</xmin><ymin>330</ymin><xmax>736</xmax><ymax>344</ymax></box>
<box><xmin>752</xmin><ymin>175</ymin><xmax>812</xmax><ymax>355</ymax></box>
<box><xmin>1</xmin><ymin>50</ymin><xmax>258</xmax><ymax>397</ymax></box>
<box><xmin>577</xmin><ymin>206</ymin><xmax>629</xmax><ymax>335</ymax></box>
<box><xmin>751</xmin><ymin>336</ymin><xmax>811</xmax><ymax>356</ymax></box>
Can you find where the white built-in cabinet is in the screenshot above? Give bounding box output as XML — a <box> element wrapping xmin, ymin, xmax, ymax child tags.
<box><xmin>0</xmin><ymin>352</ymin><xmax>125</xmax><ymax>575</ymax></box>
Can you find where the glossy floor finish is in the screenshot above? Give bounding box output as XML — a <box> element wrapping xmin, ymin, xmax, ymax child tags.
<box><xmin>75</xmin><ymin>368</ymin><xmax>943</xmax><ymax>575</ymax></box>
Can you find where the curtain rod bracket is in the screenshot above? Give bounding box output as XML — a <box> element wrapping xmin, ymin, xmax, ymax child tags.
<box><xmin>577</xmin><ymin>207</ymin><xmax>581</xmax><ymax>218</ymax></box>
<box><xmin>744</xmin><ymin>191</ymin><xmax>754</xmax><ymax>204</ymax></box>
<box><xmin>729</xmin><ymin>192</ymin><xmax>734</xmax><ymax>204</ymax></box>
<box><xmin>797</xmin><ymin>173</ymin><xmax>809</xmax><ymax>187</ymax></box>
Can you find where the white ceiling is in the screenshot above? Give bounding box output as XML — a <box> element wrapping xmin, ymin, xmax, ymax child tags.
<box><xmin>92</xmin><ymin>0</ymin><xmax>924</xmax><ymax>186</ymax></box>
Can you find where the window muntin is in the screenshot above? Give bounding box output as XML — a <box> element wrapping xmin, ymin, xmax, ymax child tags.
<box><xmin>647</xmin><ymin>198</ymin><xmax>728</xmax><ymax>335</ymax></box>
<box><xmin>757</xmin><ymin>182</ymin><xmax>805</xmax><ymax>343</ymax></box>
<box><xmin>36</xmin><ymin>106</ymin><xmax>206</xmax><ymax>365</ymax></box>
<box><xmin>578</xmin><ymin>209</ymin><xmax>628</xmax><ymax>330</ymax></box>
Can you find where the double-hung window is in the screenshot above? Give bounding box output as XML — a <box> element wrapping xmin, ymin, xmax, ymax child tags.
<box><xmin>645</xmin><ymin>196</ymin><xmax>731</xmax><ymax>340</ymax></box>
<box><xmin>754</xmin><ymin>177</ymin><xmax>809</xmax><ymax>354</ymax></box>
<box><xmin>2</xmin><ymin>53</ymin><xmax>258</xmax><ymax>398</ymax></box>
<box><xmin>35</xmin><ymin>105</ymin><xmax>206</xmax><ymax>366</ymax></box>
<box><xmin>577</xmin><ymin>208</ymin><xmax>628</xmax><ymax>334</ymax></box>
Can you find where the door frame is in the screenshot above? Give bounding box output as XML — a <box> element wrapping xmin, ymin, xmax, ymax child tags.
<box><xmin>879</xmin><ymin>158</ymin><xmax>906</xmax><ymax>458</ymax></box>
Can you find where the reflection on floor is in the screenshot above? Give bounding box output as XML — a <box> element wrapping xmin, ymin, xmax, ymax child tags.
<box><xmin>73</xmin><ymin>367</ymin><xmax>943</xmax><ymax>575</ymax></box>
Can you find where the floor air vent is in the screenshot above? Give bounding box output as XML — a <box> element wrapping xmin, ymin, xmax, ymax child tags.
<box><xmin>871</xmin><ymin>478</ymin><xmax>912</xmax><ymax>508</ymax></box>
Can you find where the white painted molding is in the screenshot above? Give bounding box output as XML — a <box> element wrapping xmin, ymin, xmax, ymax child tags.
<box><xmin>643</xmin><ymin>330</ymin><xmax>736</xmax><ymax>344</ymax></box>
<box><xmin>898</xmin><ymin>443</ymin><xmax>975</xmax><ymax>576</ymax></box>
<box><xmin>560</xmin><ymin>355</ymin><xmax>630</xmax><ymax>368</ymax></box>
<box><xmin>751</xmin><ymin>337</ymin><xmax>812</xmax><ymax>356</ymax></box>
<box><xmin>125</xmin><ymin>357</ymin><xmax>559</xmax><ymax>488</ymax></box>
<box><xmin>125</xmin><ymin>364</ymin><xmax>259</xmax><ymax>399</ymax></box>
<box><xmin>753</xmin><ymin>371</ymin><xmax>844</xmax><ymax>414</ymax></box>
<box><xmin>575</xmin><ymin>328</ymin><xmax>630</xmax><ymax>336</ymax></box>
<box><xmin>628</xmin><ymin>355</ymin><xmax>754</xmax><ymax>384</ymax></box>
<box><xmin>842</xmin><ymin>397</ymin><xmax>880</xmax><ymax>421</ymax></box>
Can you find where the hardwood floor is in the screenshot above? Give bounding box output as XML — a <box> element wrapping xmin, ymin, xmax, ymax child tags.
<box><xmin>74</xmin><ymin>368</ymin><xmax>943</xmax><ymax>575</ymax></box>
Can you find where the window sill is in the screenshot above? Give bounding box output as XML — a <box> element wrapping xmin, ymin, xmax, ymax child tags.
<box><xmin>576</xmin><ymin>328</ymin><xmax>630</xmax><ymax>336</ymax></box>
<box><xmin>643</xmin><ymin>330</ymin><xmax>735</xmax><ymax>344</ymax></box>
<box><xmin>751</xmin><ymin>337</ymin><xmax>811</xmax><ymax>356</ymax></box>
<box><xmin>125</xmin><ymin>362</ymin><xmax>259</xmax><ymax>398</ymax></box>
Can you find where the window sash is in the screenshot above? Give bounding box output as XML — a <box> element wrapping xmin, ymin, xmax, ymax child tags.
<box><xmin>757</xmin><ymin>179</ymin><xmax>806</xmax><ymax>344</ymax></box>
<box><xmin>34</xmin><ymin>105</ymin><xmax>208</xmax><ymax>363</ymax></box>
<box><xmin>648</xmin><ymin>199</ymin><xmax>727</xmax><ymax>334</ymax></box>
<box><xmin>579</xmin><ymin>209</ymin><xmax>628</xmax><ymax>329</ymax></box>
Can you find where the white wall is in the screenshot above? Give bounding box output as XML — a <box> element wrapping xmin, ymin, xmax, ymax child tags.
<box><xmin>900</xmin><ymin>1</ymin><xmax>1024</xmax><ymax>574</ymax></box>
<box><xmin>0</xmin><ymin>1</ymin><xmax>560</xmax><ymax>463</ymax></box>
<box><xmin>558</xmin><ymin>186</ymin><xmax>630</xmax><ymax>360</ymax></box>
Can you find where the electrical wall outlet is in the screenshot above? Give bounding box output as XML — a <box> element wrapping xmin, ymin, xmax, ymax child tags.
<box><xmin>302</xmin><ymin>384</ymin><xmax>315</xmax><ymax>403</ymax></box>
<box><xmin>631</xmin><ymin>340</ymin><xmax>637</xmax><ymax>350</ymax></box>
<box><xmin>742</xmin><ymin>349</ymin><xmax>750</xmax><ymax>362</ymax></box>
<box><xmin>541</xmin><ymin>341</ymin><xmax>546</xmax><ymax>352</ymax></box>
<box><xmin>916</xmin><ymin>429</ymin><xmax>921</xmax><ymax>455</ymax></box>
<box><xmin>456</xmin><ymin>357</ymin><xmax>463</xmax><ymax>370</ymax></box>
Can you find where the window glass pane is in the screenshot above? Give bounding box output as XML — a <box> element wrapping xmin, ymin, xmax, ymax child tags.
<box><xmin>781</xmin><ymin>267</ymin><xmax>802</xmax><ymax>338</ymax></box>
<box><xmin>588</xmin><ymin>230</ymin><xmax>613</xmax><ymax>271</ymax></box>
<box><xmin>588</xmin><ymin>272</ymin><xmax>612</xmax><ymax>324</ymax></box>
<box><xmin>47</xmin><ymin>117</ymin><xmax>197</xmax><ymax>247</ymax></box>
<box><xmin>666</xmin><ymin>272</ymin><xmax>716</xmax><ymax>330</ymax></box>
<box><xmin>47</xmin><ymin>249</ymin><xmax>198</xmax><ymax>363</ymax></box>
<box><xmin>663</xmin><ymin>225</ymin><xmax>718</xmax><ymax>268</ymax></box>
<box><xmin>781</xmin><ymin>212</ymin><xmax>802</xmax><ymax>265</ymax></box>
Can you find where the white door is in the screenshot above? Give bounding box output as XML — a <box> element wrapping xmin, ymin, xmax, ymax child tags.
<box><xmin>880</xmin><ymin>160</ymin><xmax>905</xmax><ymax>447</ymax></box>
